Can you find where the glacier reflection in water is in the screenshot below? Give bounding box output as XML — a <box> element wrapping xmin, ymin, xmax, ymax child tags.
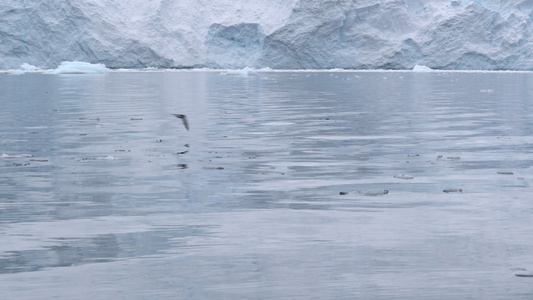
<box><xmin>1</xmin><ymin>71</ymin><xmax>533</xmax><ymax>299</ymax></box>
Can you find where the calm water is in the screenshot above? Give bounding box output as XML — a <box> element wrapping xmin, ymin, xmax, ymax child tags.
<box><xmin>1</xmin><ymin>70</ymin><xmax>533</xmax><ymax>299</ymax></box>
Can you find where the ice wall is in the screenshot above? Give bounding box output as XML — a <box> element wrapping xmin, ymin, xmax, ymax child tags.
<box><xmin>1</xmin><ymin>0</ymin><xmax>533</xmax><ymax>70</ymax></box>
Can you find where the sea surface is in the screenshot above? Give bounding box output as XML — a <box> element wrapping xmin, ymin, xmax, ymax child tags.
<box><xmin>1</xmin><ymin>70</ymin><xmax>533</xmax><ymax>299</ymax></box>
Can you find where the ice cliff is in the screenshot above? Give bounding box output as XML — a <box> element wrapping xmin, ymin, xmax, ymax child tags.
<box><xmin>2</xmin><ymin>0</ymin><xmax>533</xmax><ymax>70</ymax></box>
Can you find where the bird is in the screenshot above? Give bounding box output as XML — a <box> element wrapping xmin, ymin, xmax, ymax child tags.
<box><xmin>171</xmin><ymin>114</ymin><xmax>189</xmax><ymax>131</ymax></box>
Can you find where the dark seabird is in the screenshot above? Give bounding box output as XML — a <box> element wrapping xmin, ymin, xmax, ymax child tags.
<box><xmin>171</xmin><ymin>114</ymin><xmax>189</xmax><ymax>131</ymax></box>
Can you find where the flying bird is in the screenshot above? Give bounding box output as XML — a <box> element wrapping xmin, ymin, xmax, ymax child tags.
<box><xmin>171</xmin><ymin>114</ymin><xmax>189</xmax><ymax>131</ymax></box>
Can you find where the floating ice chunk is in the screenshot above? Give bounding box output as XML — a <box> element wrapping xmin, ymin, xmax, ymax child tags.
<box><xmin>75</xmin><ymin>157</ymin><xmax>95</xmax><ymax>162</ymax></box>
<box><xmin>48</xmin><ymin>61</ymin><xmax>110</xmax><ymax>74</ymax></box>
<box><xmin>394</xmin><ymin>174</ymin><xmax>414</xmax><ymax>180</ymax></box>
<box><xmin>75</xmin><ymin>156</ymin><xmax>119</xmax><ymax>162</ymax></box>
<box><xmin>220</xmin><ymin>67</ymin><xmax>256</xmax><ymax>76</ymax></box>
<box><xmin>412</xmin><ymin>65</ymin><xmax>433</xmax><ymax>72</ymax></box>
<box><xmin>480</xmin><ymin>89</ymin><xmax>495</xmax><ymax>93</ymax></box>
<box><xmin>2</xmin><ymin>153</ymin><xmax>33</xmax><ymax>159</ymax></box>
<box><xmin>20</xmin><ymin>63</ymin><xmax>39</xmax><ymax>71</ymax></box>
<box><xmin>5</xmin><ymin>63</ymin><xmax>39</xmax><ymax>74</ymax></box>
<box><xmin>6</xmin><ymin>69</ymin><xmax>24</xmax><ymax>75</ymax></box>
<box><xmin>98</xmin><ymin>156</ymin><xmax>118</xmax><ymax>160</ymax></box>
<box><xmin>443</xmin><ymin>188</ymin><xmax>463</xmax><ymax>193</ymax></box>
<box><xmin>339</xmin><ymin>189</ymin><xmax>389</xmax><ymax>196</ymax></box>
<box><xmin>355</xmin><ymin>189</ymin><xmax>389</xmax><ymax>196</ymax></box>
<box><xmin>264</xmin><ymin>121</ymin><xmax>294</xmax><ymax>126</ymax></box>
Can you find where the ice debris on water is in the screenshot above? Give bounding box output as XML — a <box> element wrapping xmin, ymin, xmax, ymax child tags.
<box><xmin>100</xmin><ymin>156</ymin><xmax>118</xmax><ymax>160</ymax></box>
<box><xmin>47</xmin><ymin>61</ymin><xmax>110</xmax><ymax>74</ymax></box>
<box><xmin>412</xmin><ymin>65</ymin><xmax>433</xmax><ymax>72</ymax></box>
<box><xmin>20</xmin><ymin>63</ymin><xmax>39</xmax><ymax>71</ymax></box>
<box><xmin>394</xmin><ymin>174</ymin><xmax>414</xmax><ymax>180</ymax></box>
<box><xmin>339</xmin><ymin>189</ymin><xmax>389</xmax><ymax>196</ymax></box>
<box><xmin>443</xmin><ymin>188</ymin><xmax>463</xmax><ymax>193</ymax></box>
<box><xmin>75</xmin><ymin>156</ymin><xmax>119</xmax><ymax>162</ymax></box>
<box><xmin>220</xmin><ymin>67</ymin><xmax>255</xmax><ymax>76</ymax></box>
<box><xmin>357</xmin><ymin>189</ymin><xmax>389</xmax><ymax>196</ymax></box>
<box><xmin>6</xmin><ymin>63</ymin><xmax>40</xmax><ymax>75</ymax></box>
<box><xmin>2</xmin><ymin>153</ymin><xmax>33</xmax><ymax>159</ymax></box>
<box><xmin>12</xmin><ymin>163</ymin><xmax>30</xmax><ymax>166</ymax></box>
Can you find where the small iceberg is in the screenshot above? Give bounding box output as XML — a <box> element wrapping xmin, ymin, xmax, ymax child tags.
<box><xmin>339</xmin><ymin>189</ymin><xmax>389</xmax><ymax>196</ymax></box>
<box><xmin>412</xmin><ymin>65</ymin><xmax>433</xmax><ymax>72</ymax></box>
<box><xmin>394</xmin><ymin>174</ymin><xmax>414</xmax><ymax>180</ymax></box>
<box><xmin>497</xmin><ymin>171</ymin><xmax>514</xmax><ymax>175</ymax></box>
<box><xmin>2</xmin><ymin>153</ymin><xmax>33</xmax><ymax>159</ymax></box>
<box><xmin>6</xmin><ymin>63</ymin><xmax>40</xmax><ymax>75</ymax></box>
<box><xmin>5</xmin><ymin>63</ymin><xmax>39</xmax><ymax>75</ymax></box>
<box><xmin>75</xmin><ymin>155</ymin><xmax>119</xmax><ymax>162</ymax></box>
<box><xmin>20</xmin><ymin>63</ymin><xmax>39</xmax><ymax>71</ymax></box>
<box><xmin>97</xmin><ymin>156</ymin><xmax>119</xmax><ymax>160</ymax></box>
<box><xmin>220</xmin><ymin>67</ymin><xmax>256</xmax><ymax>76</ymax></box>
<box><xmin>48</xmin><ymin>61</ymin><xmax>110</xmax><ymax>74</ymax></box>
<box><xmin>443</xmin><ymin>188</ymin><xmax>463</xmax><ymax>193</ymax></box>
<box><xmin>356</xmin><ymin>189</ymin><xmax>389</xmax><ymax>196</ymax></box>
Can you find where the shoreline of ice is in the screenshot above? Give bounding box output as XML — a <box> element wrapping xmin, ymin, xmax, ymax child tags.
<box><xmin>4</xmin><ymin>62</ymin><xmax>533</xmax><ymax>75</ymax></box>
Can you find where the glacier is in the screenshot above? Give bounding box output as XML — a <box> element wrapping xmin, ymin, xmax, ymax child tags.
<box><xmin>2</xmin><ymin>0</ymin><xmax>533</xmax><ymax>70</ymax></box>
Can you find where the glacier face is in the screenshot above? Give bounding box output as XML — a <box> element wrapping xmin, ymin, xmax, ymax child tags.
<box><xmin>2</xmin><ymin>0</ymin><xmax>533</xmax><ymax>70</ymax></box>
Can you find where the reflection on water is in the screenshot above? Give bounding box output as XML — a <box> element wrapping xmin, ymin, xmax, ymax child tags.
<box><xmin>1</xmin><ymin>71</ymin><xmax>533</xmax><ymax>299</ymax></box>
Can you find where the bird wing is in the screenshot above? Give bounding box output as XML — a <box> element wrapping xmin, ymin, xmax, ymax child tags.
<box><xmin>171</xmin><ymin>114</ymin><xmax>189</xmax><ymax>131</ymax></box>
<box><xmin>181</xmin><ymin>115</ymin><xmax>189</xmax><ymax>131</ymax></box>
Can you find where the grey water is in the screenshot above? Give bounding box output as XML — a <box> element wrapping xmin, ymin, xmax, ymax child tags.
<box><xmin>1</xmin><ymin>70</ymin><xmax>533</xmax><ymax>299</ymax></box>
